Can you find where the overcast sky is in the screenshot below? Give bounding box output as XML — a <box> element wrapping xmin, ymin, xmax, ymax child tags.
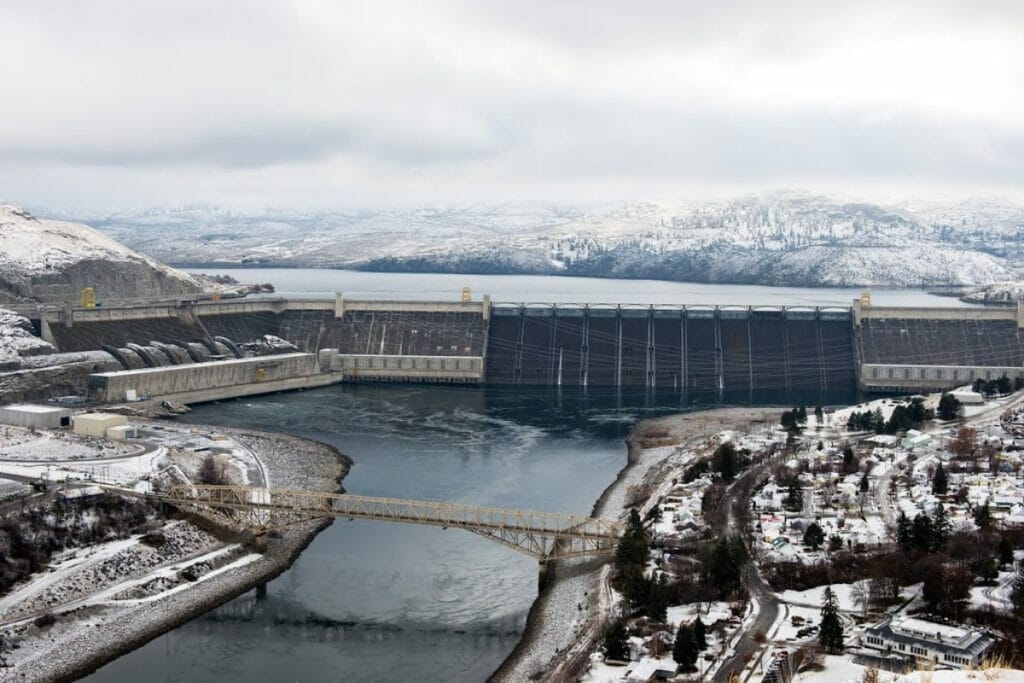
<box><xmin>1</xmin><ymin>0</ymin><xmax>1022</xmax><ymax>211</ymax></box>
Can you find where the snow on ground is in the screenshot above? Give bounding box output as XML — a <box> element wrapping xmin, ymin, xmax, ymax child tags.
<box><xmin>0</xmin><ymin>420</ymin><xmax>267</xmax><ymax>489</ymax></box>
<box><xmin>0</xmin><ymin>426</ymin><xmax>347</xmax><ymax>681</ymax></box>
<box><xmin>888</xmin><ymin>671</ymin><xmax>1024</xmax><ymax>683</ymax></box>
<box><xmin>666</xmin><ymin>601</ymin><xmax>733</xmax><ymax>628</ymax></box>
<box><xmin>0</xmin><ymin>521</ymin><xmax>224</xmax><ymax>623</ymax></box>
<box><xmin>0</xmin><ymin>200</ymin><xmax>198</xmax><ymax>283</ymax></box>
<box><xmin>0</xmin><ymin>307</ymin><xmax>54</xmax><ymax>359</ymax></box>
<box><xmin>779</xmin><ymin>583</ymin><xmax>865</xmax><ymax>612</ymax></box>
<box><xmin>0</xmin><ymin>427</ymin><xmax>138</xmax><ymax>462</ymax></box>
<box><xmin>793</xmin><ymin>654</ymin><xmax>867</xmax><ymax>682</ymax></box>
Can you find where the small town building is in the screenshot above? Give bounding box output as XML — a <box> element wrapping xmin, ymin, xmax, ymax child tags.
<box><xmin>863</xmin><ymin>615</ymin><xmax>995</xmax><ymax>669</ymax></box>
<box><xmin>73</xmin><ymin>412</ymin><xmax>128</xmax><ymax>438</ymax></box>
<box><xmin>951</xmin><ymin>389</ymin><xmax>984</xmax><ymax>405</ymax></box>
<box><xmin>625</xmin><ymin>659</ymin><xmax>676</xmax><ymax>683</ymax></box>
<box><xmin>0</xmin><ymin>404</ymin><xmax>73</xmax><ymax>429</ymax></box>
<box><xmin>902</xmin><ymin>430</ymin><xmax>932</xmax><ymax>449</ymax></box>
<box><xmin>106</xmin><ymin>425</ymin><xmax>138</xmax><ymax>441</ymax></box>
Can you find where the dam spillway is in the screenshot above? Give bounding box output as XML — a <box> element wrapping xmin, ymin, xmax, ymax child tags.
<box><xmin>483</xmin><ymin>304</ymin><xmax>857</xmax><ymax>392</ymax></box>
<box><xmin>7</xmin><ymin>295</ymin><xmax>1024</xmax><ymax>399</ymax></box>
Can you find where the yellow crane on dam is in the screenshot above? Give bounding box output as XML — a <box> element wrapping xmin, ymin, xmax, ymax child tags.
<box><xmin>145</xmin><ymin>483</ymin><xmax>624</xmax><ymax>562</ymax></box>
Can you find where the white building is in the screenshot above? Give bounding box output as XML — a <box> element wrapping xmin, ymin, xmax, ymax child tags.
<box><xmin>73</xmin><ymin>412</ymin><xmax>127</xmax><ymax>438</ymax></box>
<box><xmin>0</xmin><ymin>404</ymin><xmax>73</xmax><ymax>429</ymax></box>
<box><xmin>863</xmin><ymin>615</ymin><xmax>995</xmax><ymax>669</ymax></box>
<box><xmin>901</xmin><ymin>430</ymin><xmax>932</xmax><ymax>449</ymax></box>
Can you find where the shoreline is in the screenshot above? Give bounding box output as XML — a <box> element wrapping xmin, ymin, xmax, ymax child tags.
<box><xmin>491</xmin><ymin>406</ymin><xmax>780</xmax><ymax>682</ymax></box>
<box><xmin>487</xmin><ymin>434</ymin><xmax>638</xmax><ymax>683</ymax></box>
<box><xmin>11</xmin><ymin>426</ymin><xmax>351</xmax><ymax>683</ymax></box>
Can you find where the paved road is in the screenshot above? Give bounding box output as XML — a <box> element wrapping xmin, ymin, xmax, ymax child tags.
<box><xmin>712</xmin><ymin>462</ymin><xmax>779</xmax><ymax>683</ymax></box>
<box><xmin>709</xmin><ymin>392</ymin><xmax>1024</xmax><ymax>683</ymax></box>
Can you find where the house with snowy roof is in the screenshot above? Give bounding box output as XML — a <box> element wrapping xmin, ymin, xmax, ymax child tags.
<box><xmin>863</xmin><ymin>615</ymin><xmax>995</xmax><ymax>669</ymax></box>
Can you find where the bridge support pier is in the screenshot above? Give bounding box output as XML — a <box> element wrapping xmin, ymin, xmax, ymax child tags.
<box><xmin>256</xmin><ymin>582</ymin><xmax>267</xmax><ymax>599</ymax></box>
<box><xmin>538</xmin><ymin>559</ymin><xmax>552</xmax><ymax>592</ymax></box>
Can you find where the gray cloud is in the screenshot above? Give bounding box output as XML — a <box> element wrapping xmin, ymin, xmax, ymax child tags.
<box><xmin>0</xmin><ymin>0</ymin><xmax>1021</xmax><ymax>209</ymax></box>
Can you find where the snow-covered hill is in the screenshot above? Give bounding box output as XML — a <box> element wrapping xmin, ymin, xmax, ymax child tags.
<box><xmin>59</xmin><ymin>192</ymin><xmax>1024</xmax><ymax>288</ymax></box>
<box><xmin>962</xmin><ymin>280</ymin><xmax>1024</xmax><ymax>304</ymax></box>
<box><xmin>0</xmin><ymin>201</ymin><xmax>202</xmax><ymax>303</ymax></box>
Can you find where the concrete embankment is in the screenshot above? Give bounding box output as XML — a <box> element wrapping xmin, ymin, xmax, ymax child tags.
<box><xmin>490</xmin><ymin>406</ymin><xmax>779</xmax><ymax>682</ymax></box>
<box><xmin>21</xmin><ymin>429</ymin><xmax>351</xmax><ymax>683</ymax></box>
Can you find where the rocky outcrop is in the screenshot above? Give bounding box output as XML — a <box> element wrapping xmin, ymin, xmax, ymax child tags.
<box><xmin>0</xmin><ymin>200</ymin><xmax>202</xmax><ymax>303</ymax></box>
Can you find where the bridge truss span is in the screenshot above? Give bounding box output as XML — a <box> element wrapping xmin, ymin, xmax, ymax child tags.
<box><xmin>157</xmin><ymin>484</ymin><xmax>624</xmax><ymax>561</ymax></box>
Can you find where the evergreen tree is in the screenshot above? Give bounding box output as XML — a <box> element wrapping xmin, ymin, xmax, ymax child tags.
<box><xmin>803</xmin><ymin>522</ymin><xmax>825</xmax><ymax>551</ymax></box>
<box><xmin>621</xmin><ymin>565</ymin><xmax>650</xmax><ymax>614</ymax></box>
<box><xmin>702</xmin><ymin>535</ymin><xmax>748</xmax><ymax>599</ymax></box>
<box><xmin>693</xmin><ymin>615</ymin><xmax>707</xmax><ymax>650</ymax></box>
<box><xmin>896</xmin><ymin>511</ymin><xmax>913</xmax><ymax>552</ymax></box>
<box><xmin>937</xmin><ymin>393</ymin><xmax>962</xmax><ymax>421</ymax></box>
<box><xmin>797</xmin><ymin>406</ymin><xmax>808</xmax><ymax>423</ymax></box>
<box><xmin>931</xmin><ymin>504</ymin><xmax>950</xmax><ymax>552</ymax></box>
<box><xmin>842</xmin><ymin>446</ymin><xmax>858</xmax><ymax>474</ymax></box>
<box><xmin>873</xmin><ymin>408</ymin><xmax>885</xmax><ymax>434</ymax></box>
<box><xmin>931</xmin><ymin>463</ymin><xmax>948</xmax><ymax>495</ymax></box>
<box><xmin>648</xmin><ymin>573</ymin><xmax>669</xmax><ymax>623</ymax></box>
<box><xmin>814</xmin><ymin>406</ymin><xmax>824</xmax><ymax>423</ymax></box>
<box><xmin>859</xmin><ymin>473</ymin><xmax>869</xmax><ymax>493</ymax></box>
<box><xmin>998</xmin><ymin>536</ymin><xmax>1015</xmax><ymax>568</ymax></box>
<box><xmin>829</xmin><ymin>534</ymin><xmax>844</xmax><ymax>553</ymax></box>
<box><xmin>673</xmin><ymin>623</ymin><xmax>698</xmax><ymax>671</ymax></box>
<box><xmin>974</xmin><ymin>501</ymin><xmax>992</xmax><ymax>530</ymax></box>
<box><xmin>603</xmin><ymin>619</ymin><xmax>630</xmax><ymax>662</ymax></box>
<box><xmin>911</xmin><ymin>513</ymin><xmax>933</xmax><ymax>552</ymax></box>
<box><xmin>998</xmin><ymin>374</ymin><xmax>1013</xmax><ymax>395</ymax></box>
<box><xmin>713</xmin><ymin>442</ymin><xmax>738</xmax><ymax>482</ymax></box>
<box><xmin>973</xmin><ymin>554</ymin><xmax>999</xmax><ymax>584</ymax></box>
<box><xmin>785</xmin><ymin>482</ymin><xmax>802</xmax><ymax>512</ymax></box>
<box><xmin>616</xmin><ymin>508</ymin><xmax>649</xmax><ymax>569</ymax></box>
<box><xmin>819</xmin><ymin>586</ymin><xmax>845</xmax><ymax>654</ymax></box>
<box><xmin>1012</xmin><ymin>562</ymin><xmax>1024</xmax><ymax>616</ymax></box>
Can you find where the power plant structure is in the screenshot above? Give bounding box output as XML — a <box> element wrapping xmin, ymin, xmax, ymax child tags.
<box><xmin>5</xmin><ymin>293</ymin><xmax>1024</xmax><ymax>405</ymax></box>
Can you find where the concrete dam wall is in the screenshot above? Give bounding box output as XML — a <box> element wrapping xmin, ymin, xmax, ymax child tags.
<box><xmin>17</xmin><ymin>296</ymin><xmax>1024</xmax><ymax>400</ymax></box>
<box><xmin>484</xmin><ymin>305</ymin><xmax>858</xmax><ymax>391</ymax></box>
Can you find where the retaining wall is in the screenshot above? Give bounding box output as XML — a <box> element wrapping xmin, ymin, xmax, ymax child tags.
<box><xmin>87</xmin><ymin>353</ymin><xmax>322</xmax><ymax>403</ymax></box>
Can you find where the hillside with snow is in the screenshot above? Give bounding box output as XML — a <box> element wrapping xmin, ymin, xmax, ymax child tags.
<box><xmin>0</xmin><ymin>201</ymin><xmax>202</xmax><ymax>303</ymax></box>
<box><xmin>59</xmin><ymin>192</ymin><xmax>1024</xmax><ymax>288</ymax></box>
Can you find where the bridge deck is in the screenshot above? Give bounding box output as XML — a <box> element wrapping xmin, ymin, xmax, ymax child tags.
<box><xmin>151</xmin><ymin>484</ymin><xmax>624</xmax><ymax>561</ymax></box>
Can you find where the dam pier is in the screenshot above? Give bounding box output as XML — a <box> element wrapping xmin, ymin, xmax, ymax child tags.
<box><xmin>5</xmin><ymin>293</ymin><xmax>1024</xmax><ymax>404</ymax></box>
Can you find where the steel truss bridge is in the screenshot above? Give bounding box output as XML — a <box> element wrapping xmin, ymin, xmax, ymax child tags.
<box><xmin>149</xmin><ymin>484</ymin><xmax>624</xmax><ymax>562</ymax></box>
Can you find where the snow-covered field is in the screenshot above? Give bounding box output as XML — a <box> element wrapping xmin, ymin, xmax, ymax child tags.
<box><xmin>0</xmin><ymin>422</ymin><xmax>348</xmax><ymax>681</ymax></box>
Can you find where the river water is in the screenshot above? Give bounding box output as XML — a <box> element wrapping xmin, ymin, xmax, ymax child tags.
<box><xmin>83</xmin><ymin>271</ymin><xmax>956</xmax><ymax>682</ymax></box>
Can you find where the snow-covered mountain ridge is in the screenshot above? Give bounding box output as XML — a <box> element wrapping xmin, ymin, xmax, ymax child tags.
<box><xmin>0</xmin><ymin>200</ymin><xmax>202</xmax><ymax>303</ymax></box>
<box><xmin>56</xmin><ymin>193</ymin><xmax>1024</xmax><ymax>287</ymax></box>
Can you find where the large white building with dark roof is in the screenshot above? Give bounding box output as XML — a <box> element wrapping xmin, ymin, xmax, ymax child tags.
<box><xmin>863</xmin><ymin>615</ymin><xmax>995</xmax><ymax>669</ymax></box>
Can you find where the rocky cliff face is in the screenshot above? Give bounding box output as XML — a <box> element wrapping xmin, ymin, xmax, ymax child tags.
<box><xmin>0</xmin><ymin>200</ymin><xmax>202</xmax><ymax>303</ymax></box>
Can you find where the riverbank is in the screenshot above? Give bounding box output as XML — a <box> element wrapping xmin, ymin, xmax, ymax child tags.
<box><xmin>3</xmin><ymin>426</ymin><xmax>350</xmax><ymax>682</ymax></box>
<box><xmin>491</xmin><ymin>406</ymin><xmax>779</xmax><ymax>682</ymax></box>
